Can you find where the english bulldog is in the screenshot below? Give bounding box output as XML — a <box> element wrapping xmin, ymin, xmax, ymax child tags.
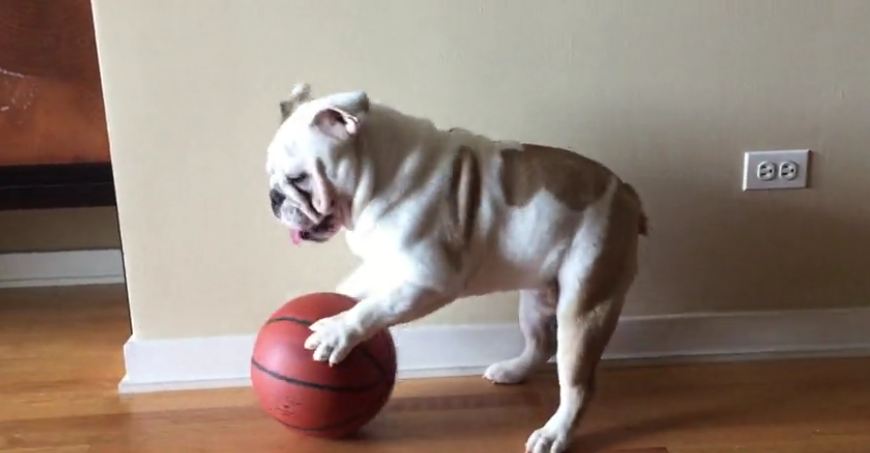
<box><xmin>266</xmin><ymin>83</ymin><xmax>647</xmax><ymax>453</ymax></box>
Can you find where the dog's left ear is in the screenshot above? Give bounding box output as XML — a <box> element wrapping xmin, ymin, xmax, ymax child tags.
<box><xmin>311</xmin><ymin>91</ymin><xmax>369</xmax><ymax>141</ymax></box>
<box><xmin>279</xmin><ymin>83</ymin><xmax>312</xmax><ymax>122</ymax></box>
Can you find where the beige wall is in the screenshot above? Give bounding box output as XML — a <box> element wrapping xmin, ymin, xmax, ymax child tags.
<box><xmin>0</xmin><ymin>208</ymin><xmax>120</xmax><ymax>252</ymax></box>
<box><xmin>92</xmin><ymin>0</ymin><xmax>870</xmax><ymax>340</ymax></box>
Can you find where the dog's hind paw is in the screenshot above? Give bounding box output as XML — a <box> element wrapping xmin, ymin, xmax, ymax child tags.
<box><xmin>483</xmin><ymin>358</ymin><xmax>533</xmax><ymax>385</ymax></box>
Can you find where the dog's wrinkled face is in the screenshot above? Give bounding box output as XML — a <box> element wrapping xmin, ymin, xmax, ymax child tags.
<box><xmin>266</xmin><ymin>84</ymin><xmax>369</xmax><ymax>244</ymax></box>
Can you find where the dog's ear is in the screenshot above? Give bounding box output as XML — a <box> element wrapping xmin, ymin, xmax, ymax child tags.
<box><xmin>278</xmin><ymin>83</ymin><xmax>311</xmax><ymax>122</ymax></box>
<box><xmin>311</xmin><ymin>91</ymin><xmax>369</xmax><ymax>140</ymax></box>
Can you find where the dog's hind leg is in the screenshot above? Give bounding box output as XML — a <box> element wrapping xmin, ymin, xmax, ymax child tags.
<box><xmin>483</xmin><ymin>286</ymin><xmax>557</xmax><ymax>384</ymax></box>
<box><xmin>526</xmin><ymin>180</ymin><xmax>641</xmax><ymax>453</ymax></box>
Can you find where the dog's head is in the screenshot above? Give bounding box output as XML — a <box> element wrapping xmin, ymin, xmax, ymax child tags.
<box><xmin>266</xmin><ymin>83</ymin><xmax>369</xmax><ymax>243</ymax></box>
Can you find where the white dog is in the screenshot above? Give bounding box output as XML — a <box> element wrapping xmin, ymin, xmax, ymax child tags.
<box><xmin>266</xmin><ymin>84</ymin><xmax>647</xmax><ymax>453</ymax></box>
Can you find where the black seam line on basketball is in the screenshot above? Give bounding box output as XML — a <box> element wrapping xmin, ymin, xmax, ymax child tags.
<box><xmin>266</xmin><ymin>316</ymin><xmax>313</xmax><ymax>326</ymax></box>
<box><xmin>266</xmin><ymin>316</ymin><xmax>392</xmax><ymax>381</ymax></box>
<box><xmin>251</xmin><ymin>358</ymin><xmax>380</xmax><ymax>393</ymax></box>
<box><xmin>358</xmin><ymin>346</ymin><xmax>392</xmax><ymax>383</ymax></box>
<box><xmin>275</xmin><ymin>407</ymin><xmax>379</xmax><ymax>433</ymax></box>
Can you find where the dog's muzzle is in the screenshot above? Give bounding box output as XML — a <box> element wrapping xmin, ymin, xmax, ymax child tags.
<box><xmin>269</xmin><ymin>188</ymin><xmax>285</xmax><ymax>216</ymax></box>
<box><xmin>268</xmin><ymin>188</ymin><xmax>338</xmax><ymax>244</ymax></box>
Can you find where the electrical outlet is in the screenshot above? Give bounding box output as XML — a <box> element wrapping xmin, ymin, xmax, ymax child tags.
<box><xmin>757</xmin><ymin>161</ymin><xmax>777</xmax><ymax>181</ymax></box>
<box><xmin>779</xmin><ymin>161</ymin><xmax>799</xmax><ymax>180</ymax></box>
<box><xmin>743</xmin><ymin>149</ymin><xmax>810</xmax><ymax>190</ymax></box>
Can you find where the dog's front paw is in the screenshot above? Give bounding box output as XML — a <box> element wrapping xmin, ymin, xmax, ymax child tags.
<box><xmin>304</xmin><ymin>315</ymin><xmax>363</xmax><ymax>366</ymax></box>
<box><xmin>525</xmin><ymin>424</ymin><xmax>569</xmax><ymax>453</ymax></box>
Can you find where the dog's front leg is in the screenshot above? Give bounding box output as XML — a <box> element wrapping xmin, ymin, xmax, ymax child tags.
<box><xmin>335</xmin><ymin>265</ymin><xmax>372</xmax><ymax>301</ymax></box>
<box><xmin>305</xmin><ymin>282</ymin><xmax>453</xmax><ymax>366</ymax></box>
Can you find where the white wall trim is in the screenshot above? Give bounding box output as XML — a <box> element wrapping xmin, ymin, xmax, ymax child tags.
<box><xmin>119</xmin><ymin>306</ymin><xmax>870</xmax><ymax>393</ymax></box>
<box><xmin>0</xmin><ymin>249</ymin><xmax>125</xmax><ymax>288</ymax></box>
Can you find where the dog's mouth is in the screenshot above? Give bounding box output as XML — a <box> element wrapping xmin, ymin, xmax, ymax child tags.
<box><xmin>290</xmin><ymin>214</ymin><xmax>338</xmax><ymax>245</ymax></box>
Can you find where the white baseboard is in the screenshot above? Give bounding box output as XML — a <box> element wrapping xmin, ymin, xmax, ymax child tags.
<box><xmin>119</xmin><ymin>306</ymin><xmax>870</xmax><ymax>393</ymax></box>
<box><xmin>121</xmin><ymin>335</ymin><xmax>255</xmax><ymax>393</ymax></box>
<box><xmin>0</xmin><ymin>249</ymin><xmax>125</xmax><ymax>288</ymax></box>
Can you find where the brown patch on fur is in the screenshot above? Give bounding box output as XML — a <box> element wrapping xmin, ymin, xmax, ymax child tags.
<box><xmin>442</xmin><ymin>145</ymin><xmax>482</xmax><ymax>271</ymax></box>
<box><xmin>580</xmin><ymin>184</ymin><xmax>643</xmax><ymax>310</ymax></box>
<box><xmin>449</xmin><ymin>146</ymin><xmax>482</xmax><ymax>244</ymax></box>
<box><xmin>621</xmin><ymin>182</ymin><xmax>649</xmax><ymax>236</ymax></box>
<box><xmin>499</xmin><ymin>144</ymin><xmax>611</xmax><ymax>211</ymax></box>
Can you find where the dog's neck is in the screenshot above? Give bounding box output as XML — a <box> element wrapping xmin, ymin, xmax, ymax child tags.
<box><xmin>343</xmin><ymin>103</ymin><xmax>443</xmax><ymax>230</ymax></box>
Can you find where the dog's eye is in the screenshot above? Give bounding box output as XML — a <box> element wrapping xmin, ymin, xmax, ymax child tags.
<box><xmin>288</xmin><ymin>174</ymin><xmax>308</xmax><ymax>186</ymax></box>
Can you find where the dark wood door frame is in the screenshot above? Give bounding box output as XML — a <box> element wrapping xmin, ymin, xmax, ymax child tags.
<box><xmin>0</xmin><ymin>163</ymin><xmax>115</xmax><ymax>210</ymax></box>
<box><xmin>0</xmin><ymin>0</ymin><xmax>115</xmax><ymax>210</ymax></box>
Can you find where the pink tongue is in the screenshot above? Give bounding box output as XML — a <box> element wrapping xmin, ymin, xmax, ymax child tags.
<box><xmin>290</xmin><ymin>230</ymin><xmax>302</xmax><ymax>245</ymax></box>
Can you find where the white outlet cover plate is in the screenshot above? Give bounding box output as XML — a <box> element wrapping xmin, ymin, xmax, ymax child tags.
<box><xmin>742</xmin><ymin>149</ymin><xmax>810</xmax><ymax>191</ymax></box>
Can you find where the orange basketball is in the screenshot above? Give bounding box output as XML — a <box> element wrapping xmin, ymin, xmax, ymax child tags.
<box><xmin>250</xmin><ymin>293</ymin><xmax>397</xmax><ymax>438</ymax></box>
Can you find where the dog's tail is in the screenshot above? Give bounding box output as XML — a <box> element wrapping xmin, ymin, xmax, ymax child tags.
<box><xmin>621</xmin><ymin>182</ymin><xmax>649</xmax><ymax>236</ymax></box>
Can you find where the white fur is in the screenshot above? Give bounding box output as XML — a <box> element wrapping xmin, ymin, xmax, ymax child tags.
<box><xmin>265</xmin><ymin>85</ymin><xmax>642</xmax><ymax>453</ymax></box>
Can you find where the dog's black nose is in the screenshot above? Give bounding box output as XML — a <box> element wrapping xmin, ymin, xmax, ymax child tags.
<box><xmin>269</xmin><ymin>189</ymin><xmax>285</xmax><ymax>215</ymax></box>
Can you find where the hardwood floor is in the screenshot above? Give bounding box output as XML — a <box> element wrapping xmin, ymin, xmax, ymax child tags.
<box><xmin>1</xmin><ymin>285</ymin><xmax>869</xmax><ymax>452</ymax></box>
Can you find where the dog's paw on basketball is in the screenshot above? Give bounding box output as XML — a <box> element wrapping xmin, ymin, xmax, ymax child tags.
<box><xmin>250</xmin><ymin>293</ymin><xmax>397</xmax><ymax>438</ymax></box>
<box><xmin>304</xmin><ymin>313</ymin><xmax>363</xmax><ymax>365</ymax></box>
